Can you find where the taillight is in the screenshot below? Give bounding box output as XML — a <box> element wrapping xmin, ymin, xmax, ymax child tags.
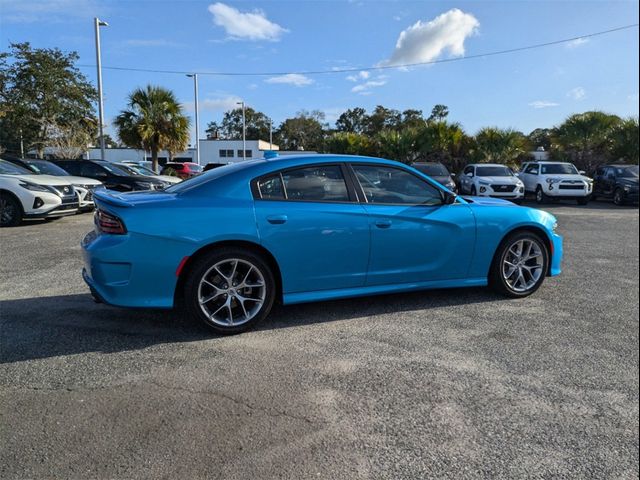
<box><xmin>95</xmin><ymin>210</ymin><xmax>127</xmax><ymax>234</ymax></box>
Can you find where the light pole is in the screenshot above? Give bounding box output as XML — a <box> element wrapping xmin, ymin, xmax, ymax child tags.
<box><xmin>186</xmin><ymin>73</ymin><xmax>200</xmax><ymax>165</ymax></box>
<box><xmin>237</xmin><ymin>101</ymin><xmax>246</xmax><ymax>159</ymax></box>
<box><xmin>94</xmin><ymin>17</ymin><xmax>108</xmax><ymax>160</ymax></box>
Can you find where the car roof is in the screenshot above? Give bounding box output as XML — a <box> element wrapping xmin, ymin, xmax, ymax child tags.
<box><xmin>470</xmin><ymin>163</ymin><xmax>509</xmax><ymax>167</ymax></box>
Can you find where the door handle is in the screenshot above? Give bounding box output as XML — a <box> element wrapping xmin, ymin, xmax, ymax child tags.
<box><xmin>374</xmin><ymin>219</ymin><xmax>392</xmax><ymax>229</ymax></box>
<box><xmin>266</xmin><ymin>215</ymin><xmax>288</xmax><ymax>225</ymax></box>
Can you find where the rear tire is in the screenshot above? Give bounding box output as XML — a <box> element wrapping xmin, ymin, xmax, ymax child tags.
<box><xmin>535</xmin><ymin>186</ymin><xmax>547</xmax><ymax>204</ymax></box>
<box><xmin>0</xmin><ymin>192</ymin><xmax>23</xmax><ymax>227</ymax></box>
<box><xmin>184</xmin><ymin>247</ymin><xmax>276</xmax><ymax>334</ymax></box>
<box><xmin>577</xmin><ymin>197</ymin><xmax>589</xmax><ymax>206</ymax></box>
<box><xmin>489</xmin><ymin>231</ymin><xmax>549</xmax><ymax>298</ymax></box>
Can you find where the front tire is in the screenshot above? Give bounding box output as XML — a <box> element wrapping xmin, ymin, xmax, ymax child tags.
<box><xmin>613</xmin><ymin>188</ymin><xmax>625</xmax><ymax>206</ymax></box>
<box><xmin>577</xmin><ymin>196</ymin><xmax>590</xmax><ymax>206</ymax></box>
<box><xmin>489</xmin><ymin>231</ymin><xmax>549</xmax><ymax>298</ymax></box>
<box><xmin>0</xmin><ymin>193</ymin><xmax>23</xmax><ymax>227</ymax></box>
<box><xmin>184</xmin><ymin>247</ymin><xmax>276</xmax><ymax>334</ymax></box>
<box><xmin>535</xmin><ymin>186</ymin><xmax>548</xmax><ymax>204</ymax></box>
<box><xmin>470</xmin><ymin>185</ymin><xmax>477</xmax><ymax>196</ymax></box>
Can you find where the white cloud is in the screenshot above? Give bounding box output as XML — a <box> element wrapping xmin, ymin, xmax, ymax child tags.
<box><xmin>346</xmin><ymin>71</ymin><xmax>370</xmax><ymax>82</ymax></box>
<box><xmin>567</xmin><ymin>87</ymin><xmax>586</xmax><ymax>100</ymax></box>
<box><xmin>566</xmin><ymin>37</ymin><xmax>589</xmax><ymax>49</ymax></box>
<box><xmin>351</xmin><ymin>78</ymin><xmax>387</xmax><ymax>95</ymax></box>
<box><xmin>183</xmin><ymin>95</ymin><xmax>242</xmax><ymax>112</ymax></box>
<box><xmin>381</xmin><ymin>8</ymin><xmax>479</xmax><ymax>67</ymax></box>
<box><xmin>529</xmin><ymin>100</ymin><xmax>559</xmax><ymax>109</ymax></box>
<box><xmin>265</xmin><ymin>74</ymin><xmax>313</xmax><ymax>87</ymax></box>
<box><xmin>208</xmin><ymin>2</ymin><xmax>287</xmax><ymax>41</ymax></box>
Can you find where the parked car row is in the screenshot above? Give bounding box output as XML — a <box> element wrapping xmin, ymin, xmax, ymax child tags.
<box><xmin>0</xmin><ymin>156</ymin><xmax>191</xmax><ymax>227</ymax></box>
<box><xmin>412</xmin><ymin>159</ymin><xmax>637</xmax><ymax>207</ymax></box>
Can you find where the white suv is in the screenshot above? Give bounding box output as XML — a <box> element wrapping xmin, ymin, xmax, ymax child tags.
<box><xmin>519</xmin><ymin>161</ymin><xmax>593</xmax><ymax>205</ymax></box>
<box><xmin>0</xmin><ymin>159</ymin><xmax>78</xmax><ymax>227</ymax></box>
<box><xmin>458</xmin><ymin>164</ymin><xmax>525</xmax><ymax>203</ymax></box>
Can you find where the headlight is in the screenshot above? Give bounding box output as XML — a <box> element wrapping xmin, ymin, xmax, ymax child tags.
<box><xmin>479</xmin><ymin>180</ymin><xmax>490</xmax><ymax>186</ymax></box>
<box><xmin>546</xmin><ymin>178</ymin><xmax>561</xmax><ymax>184</ymax></box>
<box><xmin>135</xmin><ymin>181</ymin><xmax>152</xmax><ymax>189</ymax></box>
<box><xmin>624</xmin><ymin>185</ymin><xmax>630</xmax><ymax>192</ymax></box>
<box><xmin>19</xmin><ymin>181</ymin><xmax>50</xmax><ymax>192</ymax></box>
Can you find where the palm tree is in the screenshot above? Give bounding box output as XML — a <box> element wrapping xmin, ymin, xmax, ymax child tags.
<box><xmin>114</xmin><ymin>85</ymin><xmax>190</xmax><ymax>171</ymax></box>
<box><xmin>375</xmin><ymin>129</ymin><xmax>420</xmax><ymax>164</ymax></box>
<box><xmin>475</xmin><ymin>127</ymin><xmax>529</xmax><ymax>166</ymax></box>
<box><xmin>608</xmin><ymin>117</ymin><xmax>639</xmax><ymax>163</ymax></box>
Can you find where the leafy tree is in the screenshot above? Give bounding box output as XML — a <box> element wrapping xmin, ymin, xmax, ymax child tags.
<box><xmin>276</xmin><ymin>110</ymin><xmax>327</xmax><ymax>151</ymax></box>
<box><xmin>608</xmin><ymin>117</ymin><xmax>639</xmax><ymax>163</ymax></box>
<box><xmin>428</xmin><ymin>104</ymin><xmax>449</xmax><ymax>122</ymax></box>
<box><xmin>114</xmin><ymin>85</ymin><xmax>190</xmax><ymax>171</ymax></box>
<box><xmin>400</xmin><ymin>109</ymin><xmax>425</xmax><ymax>130</ymax></box>
<box><xmin>0</xmin><ymin>42</ymin><xmax>97</xmax><ymax>157</ymax></box>
<box><xmin>551</xmin><ymin>111</ymin><xmax>622</xmax><ymax>171</ymax></box>
<box><xmin>335</xmin><ymin>107</ymin><xmax>368</xmax><ymax>134</ymax></box>
<box><xmin>375</xmin><ymin>129</ymin><xmax>420</xmax><ymax>164</ymax></box>
<box><xmin>475</xmin><ymin>127</ymin><xmax>529</xmax><ymax>166</ymax></box>
<box><xmin>365</xmin><ymin>105</ymin><xmax>401</xmax><ymax>136</ymax></box>
<box><xmin>528</xmin><ymin>128</ymin><xmax>552</xmax><ymax>151</ymax></box>
<box><xmin>206</xmin><ymin>107</ymin><xmax>272</xmax><ymax>140</ymax></box>
<box><xmin>324</xmin><ymin>132</ymin><xmax>375</xmax><ymax>156</ymax></box>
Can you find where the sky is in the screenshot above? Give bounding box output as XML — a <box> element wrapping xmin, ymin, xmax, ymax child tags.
<box><xmin>1</xmin><ymin>0</ymin><xmax>639</xmax><ymax>145</ymax></box>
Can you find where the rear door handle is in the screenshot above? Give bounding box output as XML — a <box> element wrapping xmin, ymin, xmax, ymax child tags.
<box><xmin>266</xmin><ymin>215</ymin><xmax>288</xmax><ymax>225</ymax></box>
<box><xmin>375</xmin><ymin>219</ymin><xmax>392</xmax><ymax>229</ymax></box>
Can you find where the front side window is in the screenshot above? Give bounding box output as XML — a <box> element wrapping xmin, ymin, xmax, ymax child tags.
<box><xmin>352</xmin><ymin>165</ymin><xmax>443</xmax><ymax>205</ymax></box>
<box><xmin>463</xmin><ymin>166</ymin><xmax>474</xmax><ymax>176</ymax></box>
<box><xmin>525</xmin><ymin>164</ymin><xmax>539</xmax><ymax>174</ymax></box>
<box><xmin>281</xmin><ymin>165</ymin><xmax>349</xmax><ymax>202</ymax></box>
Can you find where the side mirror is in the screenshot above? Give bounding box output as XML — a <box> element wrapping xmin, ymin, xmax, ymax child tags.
<box><xmin>443</xmin><ymin>191</ymin><xmax>457</xmax><ymax>205</ymax></box>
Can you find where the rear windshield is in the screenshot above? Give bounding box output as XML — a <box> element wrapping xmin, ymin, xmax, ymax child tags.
<box><xmin>476</xmin><ymin>166</ymin><xmax>513</xmax><ymax>177</ymax></box>
<box><xmin>541</xmin><ymin>163</ymin><xmax>578</xmax><ymax>175</ymax></box>
<box><xmin>99</xmin><ymin>162</ymin><xmax>132</xmax><ymax>176</ymax></box>
<box><xmin>413</xmin><ymin>163</ymin><xmax>449</xmax><ymax>176</ymax></box>
<box><xmin>165</xmin><ymin>161</ymin><xmax>261</xmax><ymax>194</ymax></box>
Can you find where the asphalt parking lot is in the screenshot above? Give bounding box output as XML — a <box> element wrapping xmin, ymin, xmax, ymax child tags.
<box><xmin>1</xmin><ymin>201</ymin><xmax>638</xmax><ymax>479</ymax></box>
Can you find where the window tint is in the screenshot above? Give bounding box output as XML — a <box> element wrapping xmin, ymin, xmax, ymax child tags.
<box><xmin>257</xmin><ymin>174</ymin><xmax>285</xmax><ymax>199</ymax></box>
<box><xmin>525</xmin><ymin>164</ymin><xmax>539</xmax><ymax>174</ymax></box>
<box><xmin>58</xmin><ymin>162</ymin><xmax>81</xmax><ymax>175</ymax></box>
<box><xmin>281</xmin><ymin>165</ymin><xmax>349</xmax><ymax>202</ymax></box>
<box><xmin>463</xmin><ymin>166</ymin><xmax>474</xmax><ymax>175</ymax></box>
<box><xmin>80</xmin><ymin>163</ymin><xmax>106</xmax><ymax>177</ymax></box>
<box><xmin>352</xmin><ymin>165</ymin><xmax>443</xmax><ymax>205</ymax></box>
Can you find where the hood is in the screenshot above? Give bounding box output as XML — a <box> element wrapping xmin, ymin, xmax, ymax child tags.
<box><xmin>64</xmin><ymin>175</ymin><xmax>103</xmax><ymax>186</ymax></box>
<box><xmin>546</xmin><ymin>174</ymin><xmax>591</xmax><ymax>182</ymax></box>
<box><xmin>618</xmin><ymin>177</ymin><xmax>639</xmax><ymax>186</ymax></box>
<box><xmin>462</xmin><ymin>196</ymin><xmax>519</xmax><ymax>207</ymax></box>
<box><xmin>1</xmin><ymin>173</ymin><xmax>73</xmax><ymax>186</ymax></box>
<box><xmin>431</xmin><ymin>175</ymin><xmax>455</xmax><ymax>186</ymax></box>
<box><xmin>156</xmin><ymin>175</ymin><xmax>182</xmax><ymax>184</ymax></box>
<box><xmin>476</xmin><ymin>176</ymin><xmax>522</xmax><ymax>184</ymax></box>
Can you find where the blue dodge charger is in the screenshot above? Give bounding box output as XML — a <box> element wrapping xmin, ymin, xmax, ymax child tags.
<box><xmin>83</xmin><ymin>154</ymin><xmax>563</xmax><ymax>334</ymax></box>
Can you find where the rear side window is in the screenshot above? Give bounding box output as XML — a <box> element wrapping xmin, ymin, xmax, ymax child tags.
<box><xmin>257</xmin><ymin>174</ymin><xmax>285</xmax><ymax>199</ymax></box>
<box><xmin>281</xmin><ymin>165</ymin><xmax>349</xmax><ymax>202</ymax></box>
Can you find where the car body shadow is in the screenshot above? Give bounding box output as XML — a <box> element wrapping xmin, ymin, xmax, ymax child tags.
<box><xmin>1</xmin><ymin>287</ymin><xmax>502</xmax><ymax>364</ymax></box>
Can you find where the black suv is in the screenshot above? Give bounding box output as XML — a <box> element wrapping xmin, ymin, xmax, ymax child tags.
<box><xmin>52</xmin><ymin>160</ymin><xmax>168</xmax><ymax>192</ymax></box>
<box><xmin>593</xmin><ymin>164</ymin><xmax>639</xmax><ymax>205</ymax></box>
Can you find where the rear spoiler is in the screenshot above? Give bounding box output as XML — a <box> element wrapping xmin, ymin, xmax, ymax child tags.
<box><xmin>94</xmin><ymin>190</ymin><xmax>133</xmax><ymax>208</ymax></box>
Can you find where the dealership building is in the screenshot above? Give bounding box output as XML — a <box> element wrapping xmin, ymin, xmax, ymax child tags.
<box><xmin>34</xmin><ymin>139</ymin><xmax>294</xmax><ymax>167</ymax></box>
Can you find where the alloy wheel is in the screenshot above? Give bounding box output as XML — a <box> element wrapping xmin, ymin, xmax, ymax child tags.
<box><xmin>502</xmin><ymin>239</ymin><xmax>544</xmax><ymax>293</ymax></box>
<box><xmin>197</xmin><ymin>258</ymin><xmax>266</xmax><ymax>327</ymax></box>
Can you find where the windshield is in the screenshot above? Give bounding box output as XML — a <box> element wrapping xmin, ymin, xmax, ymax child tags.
<box><xmin>617</xmin><ymin>166</ymin><xmax>639</xmax><ymax>178</ymax></box>
<box><xmin>98</xmin><ymin>162</ymin><xmax>133</xmax><ymax>176</ymax></box>
<box><xmin>26</xmin><ymin>160</ymin><xmax>70</xmax><ymax>176</ymax></box>
<box><xmin>541</xmin><ymin>163</ymin><xmax>579</xmax><ymax>175</ymax></box>
<box><xmin>123</xmin><ymin>164</ymin><xmax>156</xmax><ymax>176</ymax></box>
<box><xmin>189</xmin><ymin>164</ymin><xmax>203</xmax><ymax>173</ymax></box>
<box><xmin>414</xmin><ymin>163</ymin><xmax>449</xmax><ymax>177</ymax></box>
<box><xmin>0</xmin><ymin>159</ymin><xmax>32</xmax><ymax>175</ymax></box>
<box><xmin>476</xmin><ymin>166</ymin><xmax>513</xmax><ymax>177</ymax></box>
